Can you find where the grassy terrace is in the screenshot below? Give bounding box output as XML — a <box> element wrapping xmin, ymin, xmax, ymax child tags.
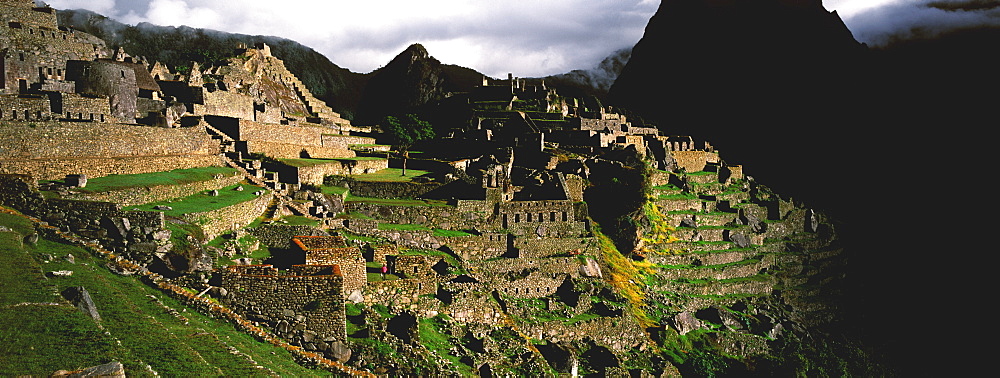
<box><xmin>57</xmin><ymin>166</ymin><xmax>239</xmax><ymax>193</ymax></box>
<box><xmin>346</xmin><ymin>168</ymin><xmax>431</xmax><ymax>183</ymax></box>
<box><xmin>132</xmin><ymin>183</ymin><xmax>264</xmax><ymax>216</ymax></box>
<box><xmin>0</xmin><ymin>211</ymin><xmax>321</xmax><ymax>376</ymax></box>
<box><xmin>277</xmin><ymin>157</ymin><xmax>386</xmax><ymax>168</ymax></box>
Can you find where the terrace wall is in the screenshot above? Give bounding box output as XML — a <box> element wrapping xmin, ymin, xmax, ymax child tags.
<box><xmin>62</xmin><ymin>169</ymin><xmax>243</xmax><ymax>206</ymax></box>
<box><xmin>221</xmin><ymin>264</ymin><xmax>347</xmax><ymax>348</ymax></box>
<box><xmin>181</xmin><ymin>190</ymin><xmax>273</xmax><ymax>240</ymax></box>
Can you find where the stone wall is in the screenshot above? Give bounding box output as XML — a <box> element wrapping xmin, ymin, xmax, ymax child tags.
<box><xmin>220</xmin><ymin>264</ymin><xmax>347</xmax><ymax>348</ymax></box>
<box><xmin>443</xmin><ymin>233</ymin><xmax>509</xmax><ymax>261</ymax></box>
<box><xmin>249</xmin><ymin>224</ymin><xmax>328</xmax><ymax>249</ymax></box>
<box><xmin>0</xmin><ymin>94</ymin><xmax>51</xmax><ymax>120</ymax></box>
<box><xmin>0</xmin><ymin>121</ymin><xmax>221</xmax><ymax>180</ymax></box>
<box><xmin>182</xmin><ymin>190</ymin><xmax>272</xmax><ymax>240</ymax></box>
<box><xmin>327</xmin><ymin>179</ymin><xmax>440</xmax><ymax>199</ymax></box>
<box><xmin>285</xmin><ymin>158</ymin><xmax>386</xmax><ymax>186</ymax></box>
<box><xmin>495</xmin><ymin>272</ymin><xmax>565</xmax><ymax>299</ymax></box>
<box><xmin>66</xmin><ymin>60</ymin><xmax>138</xmax><ymax>123</ymax></box>
<box><xmin>63</xmin><ymin>169</ymin><xmax>243</xmax><ymax>206</ymax></box>
<box><xmin>0</xmin><ymin>174</ymin><xmax>169</xmax><ymax>262</ymax></box>
<box><xmin>572</xmin><ymin>118</ymin><xmax>624</xmax><ymax>132</ymax></box>
<box><xmin>498</xmin><ymin>200</ymin><xmax>577</xmax><ymax>226</ymax></box>
<box><xmin>321</xmin><ymin>134</ymin><xmax>376</xmax><ymax>149</ymax></box>
<box><xmin>305</xmin><ymin>250</ymin><xmax>366</xmax><ymax>294</ymax></box>
<box><xmin>514</xmin><ymin>237</ymin><xmax>596</xmax><ymax>258</ymax></box>
<box><xmin>202</xmin><ymin>89</ymin><xmax>255</xmax><ymax>121</ymax></box>
<box><xmin>346</xmin><ymin>202</ymin><xmax>492</xmax><ymax>232</ymax></box>
<box><xmin>364</xmin><ymin>278</ymin><xmax>436</xmax><ymax>308</ymax></box>
<box><xmin>58</xmin><ymin>93</ymin><xmax>114</xmax><ymax>122</ymax></box>
<box><xmin>670</xmin><ymin>151</ymin><xmax>720</xmax><ymax>172</ymax></box>
<box><xmin>477</xmin><ymin>257</ymin><xmax>583</xmax><ymax>278</ymax></box>
<box><xmin>0</xmin><ymin>153</ymin><xmax>223</xmax><ymax>181</ymax></box>
<box><xmin>246</xmin><ymin>141</ymin><xmax>355</xmax><ymax>160</ymax></box>
<box><xmin>0</xmin><ymin>121</ymin><xmax>217</xmax><ymax>159</ymax></box>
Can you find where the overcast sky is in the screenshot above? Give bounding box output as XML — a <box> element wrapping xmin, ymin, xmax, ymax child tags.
<box><xmin>41</xmin><ymin>0</ymin><xmax>1000</xmax><ymax>77</ymax></box>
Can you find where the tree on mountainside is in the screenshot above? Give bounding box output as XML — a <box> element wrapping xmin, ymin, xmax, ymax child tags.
<box><xmin>382</xmin><ymin>114</ymin><xmax>435</xmax><ymax>176</ymax></box>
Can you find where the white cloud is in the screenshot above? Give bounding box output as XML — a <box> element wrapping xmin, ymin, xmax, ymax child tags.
<box><xmin>50</xmin><ymin>0</ymin><xmax>659</xmax><ymax>77</ymax></box>
<box><xmin>829</xmin><ymin>0</ymin><xmax>1000</xmax><ymax>46</ymax></box>
<box><xmin>44</xmin><ymin>0</ymin><xmax>119</xmax><ymax>17</ymax></box>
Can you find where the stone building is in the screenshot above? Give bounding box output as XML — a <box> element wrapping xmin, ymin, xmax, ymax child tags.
<box><xmin>292</xmin><ymin>235</ymin><xmax>367</xmax><ymax>294</ymax></box>
<box><xmin>220</xmin><ymin>264</ymin><xmax>348</xmax><ymax>352</ymax></box>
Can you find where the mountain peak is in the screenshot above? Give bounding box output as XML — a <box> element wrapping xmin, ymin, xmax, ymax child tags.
<box><xmin>403</xmin><ymin>43</ymin><xmax>429</xmax><ymax>57</ymax></box>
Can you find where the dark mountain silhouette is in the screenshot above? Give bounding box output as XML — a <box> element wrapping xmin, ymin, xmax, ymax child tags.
<box><xmin>353</xmin><ymin>43</ymin><xmax>484</xmax><ymax>126</ymax></box>
<box><xmin>609</xmin><ymin>0</ymin><xmax>995</xmax><ymax>375</ymax></box>
<box><xmin>610</xmin><ymin>0</ymin><xmax>868</xmax><ymax>211</ymax></box>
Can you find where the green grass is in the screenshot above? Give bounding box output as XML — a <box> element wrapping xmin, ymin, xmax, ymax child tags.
<box><xmin>321</xmin><ymin>186</ymin><xmax>349</xmax><ymax>196</ymax></box>
<box><xmin>133</xmin><ymin>184</ymin><xmax>264</xmax><ymax>217</ymax></box>
<box><xmin>418</xmin><ymin>316</ymin><xmax>475</xmax><ymax>376</ymax></box>
<box><xmin>433</xmin><ymin>229</ymin><xmax>472</xmax><ymax>238</ymax></box>
<box><xmin>658</xmin><ymin>193</ymin><xmax>698</xmax><ymax>200</ymax></box>
<box><xmin>346</xmin><ymin>168</ymin><xmax>430</xmax><ymax>183</ymax></box>
<box><xmin>280</xmin><ymin>215</ymin><xmax>320</xmax><ymax>226</ymax></box>
<box><xmin>278</xmin><ymin>158</ymin><xmax>341</xmax><ymax>168</ymax></box>
<box><xmin>378</xmin><ymin>223</ymin><xmax>429</xmax><ymax>232</ymax></box>
<box><xmin>0</xmin><ymin>212</ymin><xmax>324</xmax><ymax>376</ymax></box>
<box><xmin>67</xmin><ymin>167</ymin><xmax>239</xmax><ymax>193</ymax></box>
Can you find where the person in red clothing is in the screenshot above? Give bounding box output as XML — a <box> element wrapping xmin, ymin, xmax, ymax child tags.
<box><xmin>380</xmin><ymin>264</ymin><xmax>387</xmax><ymax>279</ymax></box>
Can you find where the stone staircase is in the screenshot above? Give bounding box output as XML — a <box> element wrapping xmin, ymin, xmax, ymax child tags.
<box><xmin>203</xmin><ymin>122</ymin><xmax>325</xmax><ymax>222</ymax></box>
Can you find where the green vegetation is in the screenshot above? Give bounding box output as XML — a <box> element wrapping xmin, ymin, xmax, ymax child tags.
<box><xmin>321</xmin><ymin>185</ymin><xmax>349</xmax><ymax>196</ymax></box>
<box><xmin>418</xmin><ymin>316</ymin><xmax>475</xmax><ymax>376</ymax></box>
<box><xmin>279</xmin><ymin>215</ymin><xmax>320</xmax><ymax>227</ymax></box>
<box><xmin>433</xmin><ymin>229</ymin><xmax>472</xmax><ymax>237</ymax></box>
<box><xmin>133</xmin><ymin>184</ymin><xmax>264</xmax><ymax>217</ymax></box>
<box><xmin>347</xmin><ymin>168</ymin><xmax>431</xmax><ymax>182</ymax></box>
<box><xmin>0</xmin><ymin>210</ymin><xmax>322</xmax><ymax>376</ymax></box>
<box><xmin>277</xmin><ymin>157</ymin><xmax>341</xmax><ymax>168</ymax></box>
<box><xmin>381</xmin><ymin>114</ymin><xmax>435</xmax><ymax>176</ymax></box>
<box><xmin>65</xmin><ymin>167</ymin><xmax>239</xmax><ymax>193</ymax></box>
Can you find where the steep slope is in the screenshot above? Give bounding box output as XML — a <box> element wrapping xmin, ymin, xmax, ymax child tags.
<box><xmin>56</xmin><ymin>9</ymin><xmax>368</xmax><ymax>120</ymax></box>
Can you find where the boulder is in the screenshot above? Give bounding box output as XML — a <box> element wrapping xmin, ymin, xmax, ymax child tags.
<box><xmin>153</xmin><ymin>205</ymin><xmax>173</xmax><ymax>211</ymax></box>
<box><xmin>729</xmin><ymin>232</ymin><xmax>752</xmax><ymax>248</ymax></box>
<box><xmin>680</xmin><ymin>215</ymin><xmax>697</xmax><ymax>228</ymax></box>
<box><xmin>805</xmin><ymin>209</ymin><xmax>819</xmax><ymax>233</ymax></box>
<box><xmin>348</xmin><ymin>290</ymin><xmax>364</xmax><ymax>303</ymax></box>
<box><xmin>330</xmin><ymin>341</ymin><xmax>352</xmax><ymax>363</ymax></box>
<box><xmin>579</xmin><ymin>257</ymin><xmax>603</xmax><ymax>278</ymax></box>
<box><xmin>66</xmin><ymin>361</ymin><xmax>124</xmax><ymax>377</ymax></box>
<box><xmin>24</xmin><ymin>233</ymin><xmax>39</xmax><ymax>246</ymax></box>
<box><xmin>671</xmin><ymin>311</ymin><xmax>705</xmax><ymax>335</ymax></box>
<box><xmin>48</xmin><ymin>270</ymin><xmax>73</xmax><ymax>277</ymax></box>
<box><xmin>64</xmin><ymin>254</ymin><xmax>75</xmax><ymax>264</ymax></box>
<box><xmin>61</xmin><ymin>286</ymin><xmax>101</xmax><ymax>322</ymax></box>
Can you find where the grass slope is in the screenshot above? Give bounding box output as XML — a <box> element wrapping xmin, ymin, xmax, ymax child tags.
<box><xmin>68</xmin><ymin>167</ymin><xmax>239</xmax><ymax>193</ymax></box>
<box><xmin>0</xmin><ymin>211</ymin><xmax>324</xmax><ymax>376</ymax></box>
